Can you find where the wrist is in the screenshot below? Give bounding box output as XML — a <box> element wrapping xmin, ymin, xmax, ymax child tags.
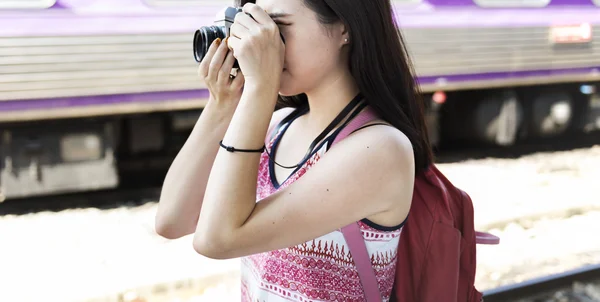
<box><xmin>241</xmin><ymin>81</ymin><xmax>280</xmax><ymax>105</ymax></box>
<box><xmin>244</xmin><ymin>75</ymin><xmax>280</xmax><ymax>94</ymax></box>
<box><xmin>205</xmin><ymin>97</ymin><xmax>237</xmax><ymax>125</ymax></box>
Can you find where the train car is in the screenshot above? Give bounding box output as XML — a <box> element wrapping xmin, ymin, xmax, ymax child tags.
<box><xmin>399</xmin><ymin>0</ymin><xmax>600</xmax><ymax>147</ymax></box>
<box><xmin>0</xmin><ymin>0</ymin><xmax>599</xmax><ymax>201</ymax></box>
<box><xmin>0</xmin><ymin>0</ymin><xmax>213</xmax><ymax>201</ymax></box>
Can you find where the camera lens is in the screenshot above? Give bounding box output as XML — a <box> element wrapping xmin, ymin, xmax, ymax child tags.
<box><xmin>193</xmin><ymin>26</ymin><xmax>226</xmax><ymax>63</ymax></box>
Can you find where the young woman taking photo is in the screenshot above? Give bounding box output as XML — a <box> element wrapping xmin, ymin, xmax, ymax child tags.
<box><xmin>155</xmin><ymin>0</ymin><xmax>433</xmax><ymax>300</ymax></box>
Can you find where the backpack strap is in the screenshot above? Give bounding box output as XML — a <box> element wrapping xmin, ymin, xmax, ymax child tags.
<box><xmin>332</xmin><ymin>106</ymin><xmax>383</xmax><ymax>301</ymax></box>
<box><xmin>330</xmin><ymin>107</ymin><xmax>380</xmax><ymax>147</ymax></box>
<box><xmin>476</xmin><ymin>231</ymin><xmax>500</xmax><ymax>245</ymax></box>
<box><xmin>341</xmin><ymin>223</ymin><xmax>383</xmax><ymax>301</ymax></box>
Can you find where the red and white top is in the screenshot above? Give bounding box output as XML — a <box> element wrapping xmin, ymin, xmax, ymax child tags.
<box><xmin>240</xmin><ymin>117</ymin><xmax>405</xmax><ymax>302</ymax></box>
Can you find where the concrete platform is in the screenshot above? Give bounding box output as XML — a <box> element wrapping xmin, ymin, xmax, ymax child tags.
<box><xmin>2</xmin><ymin>145</ymin><xmax>598</xmax><ymax>302</ymax></box>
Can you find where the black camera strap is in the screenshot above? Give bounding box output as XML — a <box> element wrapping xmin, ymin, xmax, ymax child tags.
<box><xmin>266</xmin><ymin>93</ymin><xmax>365</xmax><ymax>169</ymax></box>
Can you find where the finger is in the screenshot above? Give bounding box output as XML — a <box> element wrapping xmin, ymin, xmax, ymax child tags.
<box><xmin>242</xmin><ymin>3</ymin><xmax>272</xmax><ymax>25</ymax></box>
<box><xmin>231</xmin><ymin>69</ymin><xmax>245</xmax><ymax>90</ymax></box>
<box><xmin>217</xmin><ymin>50</ymin><xmax>236</xmax><ymax>86</ymax></box>
<box><xmin>227</xmin><ymin>35</ymin><xmax>241</xmax><ymax>57</ymax></box>
<box><xmin>229</xmin><ymin>22</ymin><xmax>250</xmax><ymax>40</ymax></box>
<box><xmin>234</xmin><ymin>11</ymin><xmax>260</xmax><ymax>31</ymax></box>
<box><xmin>198</xmin><ymin>38</ymin><xmax>222</xmax><ymax>78</ymax></box>
<box><xmin>207</xmin><ymin>38</ymin><xmax>229</xmax><ymax>80</ymax></box>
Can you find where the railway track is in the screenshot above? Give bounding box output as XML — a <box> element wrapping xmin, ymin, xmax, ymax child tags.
<box><xmin>483</xmin><ymin>263</ymin><xmax>600</xmax><ymax>302</ymax></box>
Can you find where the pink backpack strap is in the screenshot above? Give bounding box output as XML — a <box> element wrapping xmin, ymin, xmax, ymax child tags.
<box><xmin>331</xmin><ymin>107</ymin><xmax>379</xmax><ymax>147</ymax></box>
<box><xmin>476</xmin><ymin>231</ymin><xmax>500</xmax><ymax>245</ymax></box>
<box><xmin>333</xmin><ymin>106</ymin><xmax>383</xmax><ymax>301</ymax></box>
<box><xmin>341</xmin><ymin>223</ymin><xmax>382</xmax><ymax>301</ymax></box>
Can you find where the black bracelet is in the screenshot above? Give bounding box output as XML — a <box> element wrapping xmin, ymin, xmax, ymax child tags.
<box><xmin>219</xmin><ymin>140</ymin><xmax>265</xmax><ymax>153</ymax></box>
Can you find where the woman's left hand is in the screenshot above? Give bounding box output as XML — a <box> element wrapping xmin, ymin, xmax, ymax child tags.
<box><xmin>227</xmin><ymin>3</ymin><xmax>285</xmax><ymax>89</ymax></box>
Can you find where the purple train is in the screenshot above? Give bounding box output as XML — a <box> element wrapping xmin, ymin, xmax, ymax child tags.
<box><xmin>1</xmin><ymin>0</ymin><xmax>599</xmax><ymax>200</ymax></box>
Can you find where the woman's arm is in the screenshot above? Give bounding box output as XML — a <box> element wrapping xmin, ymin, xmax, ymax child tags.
<box><xmin>155</xmin><ymin>98</ymin><xmax>294</xmax><ymax>239</ymax></box>
<box><xmin>155</xmin><ymin>99</ymin><xmax>236</xmax><ymax>239</ymax></box>
<box><xmin>155</xmin><ymin>96</ymin><xmax>292</xmax><ymax>239</ymax></box>
<box><xmin>155</xmin><ymin>35</ymin><xmax>258</xmax><ymax>239</ymax></box>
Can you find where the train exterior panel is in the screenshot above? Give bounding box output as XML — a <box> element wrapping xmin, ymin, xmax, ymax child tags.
<box><xmin>1</xmin><ymin>0</ymin><xmax>599</xmax><ymax>200</ymax></box>
<box><xmin>1</xmin><ymin>0</ymin><xmax>599</xmax><ymax>120</ymax></box>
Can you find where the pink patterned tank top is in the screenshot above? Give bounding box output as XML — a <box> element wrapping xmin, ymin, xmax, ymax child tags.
<box><xmin>241</xmin><ymin>108</ymin><xmax>405</xmax><ymax>302</ymax></box>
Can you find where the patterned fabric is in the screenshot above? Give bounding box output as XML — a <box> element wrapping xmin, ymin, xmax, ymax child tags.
<box><xmin>241</xmin><ymin>119</ymin><xmax>403</xmax><ymax>302</ymax></box>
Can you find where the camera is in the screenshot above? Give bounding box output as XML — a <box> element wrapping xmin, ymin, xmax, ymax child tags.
<box><xmin>193</xmin><ymin>6</ymin><xmax>285</xmax><ymax>65</ymax></box>
<box><xmin>193</xmin><ymin>7</ymin><xmax>240</xmax><ymax>64</ymax></box>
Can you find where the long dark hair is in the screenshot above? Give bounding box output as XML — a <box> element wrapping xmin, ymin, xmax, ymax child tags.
<box><xmin>236</xmin><ymin>0</ymin><xmax>433</xmax><ymax>173</ymax></box>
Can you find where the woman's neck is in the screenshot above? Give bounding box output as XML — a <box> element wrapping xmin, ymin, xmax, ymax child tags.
<box><xmin>303</xmin><ymin>69</ymin><xmax>360</xmax><ymax>132</ymax></box>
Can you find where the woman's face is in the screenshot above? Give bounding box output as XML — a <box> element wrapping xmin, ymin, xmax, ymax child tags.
<box><xmin>255</xmin><ymin>0</ymin><xmax>346</xmax><ymax>96</ymax></box>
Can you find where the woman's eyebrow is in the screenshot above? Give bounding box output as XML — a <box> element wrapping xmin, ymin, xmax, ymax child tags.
<box><xmin>268</xmin><ymin>12</ymin><xmax>291</xmax><ymax>19</ymax></box>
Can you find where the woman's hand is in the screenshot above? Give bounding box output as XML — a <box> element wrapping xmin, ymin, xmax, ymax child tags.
<box><xmin>227</xmin><ymin>3</ymin><xmax>285</xmax><ymax>90</ymax></box>
<box><xmin>198</xmin><ymin>37</ymin><xmax>245</xmax><ymax>108</ymax></box>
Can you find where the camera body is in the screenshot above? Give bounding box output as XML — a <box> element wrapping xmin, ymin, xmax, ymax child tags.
<box><xmin>193</xmin><ymin>6</ymin><xmax>241</xmax><ymax>63</ymax></box>
<box><xmin>193</xmin><ymin>6</ymin><xmax>285</xmax><ymax>66</ymax></box>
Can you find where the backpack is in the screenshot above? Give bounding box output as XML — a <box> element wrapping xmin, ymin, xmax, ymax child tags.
<box><xmin>332</xmin><ymin>107</ymin><xmax>500</xmax><ymax>302</ymax></box>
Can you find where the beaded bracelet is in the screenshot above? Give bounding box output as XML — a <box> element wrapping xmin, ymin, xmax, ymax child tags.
<box><xmin>219</xmin><ymin>140</ymin><xmax>265</xmax><ymax>153</ymax></box>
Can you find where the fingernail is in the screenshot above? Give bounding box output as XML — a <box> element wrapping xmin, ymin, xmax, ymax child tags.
<box><xmin>215</xmin><ymin>38</ymin><xmax>221</xmax><ymax>46</ymax></box>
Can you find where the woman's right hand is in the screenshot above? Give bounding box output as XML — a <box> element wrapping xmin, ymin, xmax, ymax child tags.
<box><xmin>198</xmin><ymin>37</ymin><xmax>245</xmax><ymax>107</ymax></box>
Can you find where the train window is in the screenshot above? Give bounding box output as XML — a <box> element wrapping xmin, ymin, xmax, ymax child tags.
<box><xmin>145</xmin><ymin>0</ymin><xmax>423</xmax><ymax>7</ymax></box>
<box><xmin>0</xmin><ymin>0</ymin><xmax>56</xmax><ymax>9</ymax></box>
<box><xmin>393</xmin><ymin>0</ymin><xmax>423</xmax><ymax>4</ymax></box>
<box><xmin>474</xmin><ymin>0</ymin><xmax>550</xmax><ymax>7</ymax></box>
<box><xmin>144</xmin><ymin>0</ymin><xmax>229</xmax><ymax>7</ymax></box>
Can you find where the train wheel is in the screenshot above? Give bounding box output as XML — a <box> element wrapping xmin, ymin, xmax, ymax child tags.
<box><xmin>528</xmin><ymin>90</ymin><xmax>574</xmax><ymax>138</ymax></box>
<box><xmin>474</xmin><ymin>90</ymin><xmax>524</xmax><ymax>146</ymax></box>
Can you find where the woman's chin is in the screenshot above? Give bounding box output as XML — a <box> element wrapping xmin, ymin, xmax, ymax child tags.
<box><xmin>278</xmin><ymin>73</ymin><xmax>299</xmax><ymax>97</ymax></box>
<box><xmin>278</xmin><ymin>86</ymin><xmax>300</xmax><ymax>97</ymax></box>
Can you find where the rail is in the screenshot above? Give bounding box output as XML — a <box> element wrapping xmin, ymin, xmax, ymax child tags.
<box><xmin>483</xmin><ymin>263</ymin><xmax>600</xmax><ymax>301</ymax></box>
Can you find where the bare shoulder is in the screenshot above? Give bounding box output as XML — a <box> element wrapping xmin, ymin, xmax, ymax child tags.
<box><xmin>265</xmin><ymin>106</ymin><xmax>296</xmax><ymax>143</ymax></box>
<box><xmin>271</xmin><ymin>106</ymin><xmax>296</xmax><ymax>123</ymax></box>
<box><xmin>332</xmin><ymin>118</ymin><xmax>415</xmax><ymax>216</ymax></box>
<box><xmin>268</xmin><ymin>107</ymin><xmax>296</xmax><ymax>130</ymax></box>
<box><xmin>344</xmin><ymin>119</ymin><xmax>415</xmax><ymax>167</ymax></box>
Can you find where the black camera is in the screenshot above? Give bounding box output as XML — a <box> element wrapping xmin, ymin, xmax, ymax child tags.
<box><xmin>193</xmin><ymin>7</ymin><xmax>240</xmax><ymax>63</ymax></box>
<box><xmin>193</xmin><ymin>6</ymin><xmax>285</xmax><ymax>65</ymax></box>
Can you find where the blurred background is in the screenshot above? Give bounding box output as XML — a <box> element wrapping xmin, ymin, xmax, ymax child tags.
<box><xmin>1</xmin><ymin>0</ymin><xmax>599</xmax><ymax>301</ymax></box>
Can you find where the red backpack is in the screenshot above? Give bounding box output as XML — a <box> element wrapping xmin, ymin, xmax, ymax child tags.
<box><xmin>334</xmin><ymin>107</ymin><xmax>500</xmax><ymax>302</ymax></box>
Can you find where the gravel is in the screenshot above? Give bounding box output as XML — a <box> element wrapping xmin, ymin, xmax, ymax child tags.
<box><xmin>526</xmin><ymin>280</ymin><xmax>600</xmax><ymax>302</ymax></box>
<box><xmin>0</xmin><ymin>144</ymin><xmax>599</xmax><ymax>302</ymax></box>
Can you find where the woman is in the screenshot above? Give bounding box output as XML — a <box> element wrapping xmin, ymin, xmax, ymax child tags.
<box><xmin>155</xmin><ymin>0</ymin><xmax>433</xmax><ymax>300</ymax></box>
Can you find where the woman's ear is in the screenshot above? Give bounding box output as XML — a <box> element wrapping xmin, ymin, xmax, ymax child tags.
<box><xmin>337</xmin><ymin>22</ymin><xmax>350</xmax><ymax>46</ymax></box>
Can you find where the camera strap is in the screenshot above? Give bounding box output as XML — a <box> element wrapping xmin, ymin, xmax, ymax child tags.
<box><xmin>266</xmin><ymin>93</ymin><xmax>365</xmax><ymax>170</ymax></box>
